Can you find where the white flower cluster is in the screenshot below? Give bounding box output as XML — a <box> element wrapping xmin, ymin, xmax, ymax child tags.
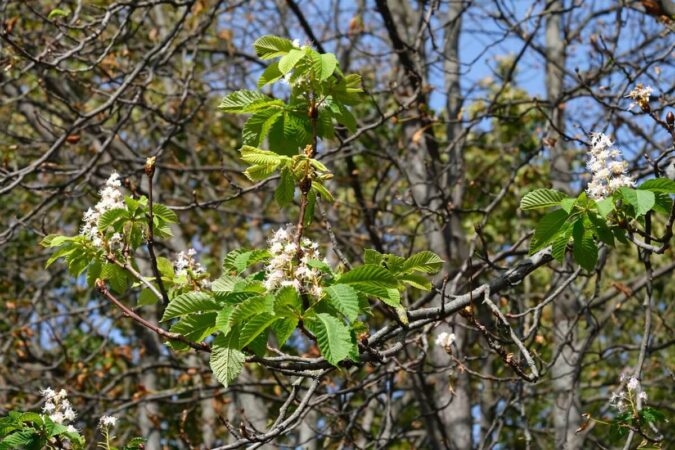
<box><xmin>264</xmin><ymin>226</ymin><xmax>324</xmax><ymax>298</ymax></box>
<box><xmin>174</xmin><ymin>248</ymin><xmax>209</xmax><ymax>287</ymax></box>
<box><xmin>80</xmin><ymin>172</ymin><xmax>125</xmax><ymax>247</ymax></box>
<box><xmin>586</xmin><ymin>133</ymin><xmax>634</xmax><ymax>200</ymax></box>
<box><xmin>99</xmin><ymin>415</ymin><xmax>118</xmax><ymax>428</ymax></box>
<box><xmin>626</xmin><ymin>83</ymin><xmax>652</xmax><ymax>111</ymax></box>
<box><xmin>41</xmin><ymin>387</ymin><xmax>78</xmax><ymax>433</ymax></box>
<box><xmin>435</xmin><ymin>331</ymin><xmax>456</xmax><ymax>350</ymax></box>
<box><xmin>610</xmin><ymin>374</ymin><xmax>648</xmax><ymax>411</ymax></box>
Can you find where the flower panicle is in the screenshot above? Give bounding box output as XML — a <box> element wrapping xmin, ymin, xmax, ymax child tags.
<box><xmin>264</xmin><ymin>225</ymin><xmax>325</xmax><ymax>298</ymax></box>
<box><xmin>585</xmin><ymin>133</ymin><xmax>634</xmax><ymax>200</ymax></box>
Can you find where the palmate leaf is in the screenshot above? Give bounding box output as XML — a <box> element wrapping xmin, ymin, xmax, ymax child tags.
<box><xmin>210</xmin><ymin>332</ymin><xmax>245</xmax><ymax>388</ymax></box>
<box><xmin>307</xmin><ymin>313</ymin><xmax>354</xmax><ymax>366</ymax></box>
<box><xmin>243</xmin><ymin>109</ymin><xmax>284</xmax><ymax>146</ymax></box>
<box><xmin>244</xmin><ymin>163</ymin><xmax>279</xmax><ymax>181</ymax></box>
<box><xmin>520</xmin><ymin>189</ymin><xmax>568</xmax><ymax>210</ymax></box>
<box><xmin>638</xmin><ymin>178</ymin><xmax>675</xmax><ymax>193</ymax></box>
<box><xmin>169</xmin><ymin>312</ymin><xmax>218</xmax><ymax>350</ymax></box>
<box><xmin>268</xmin><ymin>111</ymin><xmax>312</xmax><ymax>156</ymax></box>
<box><xmin>400</xmin><ymin>251</ymin><xmax>444</xmax><ymax>273</ymax></box>
<box><xmin>325</xmin><ymin>284</ymin><xmax>359</xmax><ymax>321</ymax></box>
<box><xmin>253</xmin><ymin>35</ymin><xmax>294</xmax><ymax>59</ymax></box>
<box><xmin>529</xmin><ymin>209</ymin><xmax>569</xmax><ymax>254</ymax></box>
<box><xmin>572</xmin><ymin>220</ymin><xmax>598</xmax><ymax>271</ymax></box>
<box><xmin>272</xmin><ymin>317</ymin><xmax>298</xmax><ymax>347</ymax></box>
<box><xmin>161</xmin><ymin>291</ymin><xmax>220</xmax><ymax>321</ymax></box>
<box><xmin>98</xmin><ymin>207</ymin><xmax>128</xmax><ymax>231</ymax></box>
<box><xmin>240</xmin><ymin>145</ymin><xmax>285</xmax><ymax>165</ymax></box>
<box><xmin>238</xmin><ymin>313</ymin><xmax>278</xmax><ymax>349</ymax></box>
<box><xmin>152</xmin><ymin>203</ymin><xmax>178</xmax><ymax>223</ymax></box>
<box><xmin>339</xmin><ymin>264</ymin><xmax>398</xmax><ymax>288</ymax></box>
<box><xmin>257</xmin><ymin>61</ymin><xmax>283</xmax><ymax>88</ymax></box>
<box><xmin>314</xmin><ymin>53</ymin><xmax>338</xmax><ymax>81</ymax></box>
<box><xmin>279</xmin><ymin>48</ymin><xmax>306</xmax><ymax>74</ymax></box>
<box><xmin>619</xmin><ymin>187</ymin><xmax>655</xmax><ymax>216</ymax></box>
<box><xmin>275</xmin><ymin>168</ymin><xmax>295</xmax><ymax>207</ymax></box>
<box><xmin>218</xmin><ymin>90</ymin><xmax>280</xmax><ymax>114</ymax></box>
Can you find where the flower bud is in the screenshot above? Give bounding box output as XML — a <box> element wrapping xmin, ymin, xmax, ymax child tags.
<box><xmin>667</xmin><ymin>111</ymin><xmax>674</xmax><ymax>126</ymax></box>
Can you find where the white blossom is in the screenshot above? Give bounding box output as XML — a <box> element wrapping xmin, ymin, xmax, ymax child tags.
<box><xmin>292</xmin><ymin>38</ymin><xmax>301</xmax><ymax>48</ymax></box>
<box><xmin>626</xmin><ymin>83</ymin><xmax>652</xmax><ymax>110</ymax></box>
<box><xmin>627</xmin><ymin>376</ymin><xmax>640</xmax><ymax>391</ymax></box>
<box><xmin>264</xmin><ymin>225</ymin><xmax>324</xmax><ymax>297</ymax></box>
<box><xmin>585</xmin><ymin>133</ymin><xmax>634</xmax><ymax>200</ymax></box>
<box><xmin>638</xmin><ymin>391</ymin><xmax>648</xmax><ymax>401</ymax></box>
<box><xmin>99</xmin><ymin>415</ymin><xmax>118</xmax><ymax>428</ymax></box>
<box><xmin>435</xmin><ymin>331</ymin><xmax>456</xmax><ymax>349</ymax></box>
<box><xmin>80</xmin><ymin>172</ymin><xmax>125</xmax><ymax>247</ymax></box>
<box><xmin>41</xmin><ymin>387</ymin><xmax>77</xmax><ymax>425</ymax></box>
<box><xmin>174</xmin><ymin>248</ymin><xmax>210</xmax><ymax>288</ymax></box>
<box><xmin>66</xmin><ymin>425</ymin><xmax>78</xmax><ymax>433</ymax></box>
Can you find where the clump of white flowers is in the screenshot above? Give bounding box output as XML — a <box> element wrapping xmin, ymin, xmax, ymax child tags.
<box><xmin>264</xmin><ymin>226</ymin><xmax>324</xmax><ymax>298</ymax></box>
<box><xmin>99</xmin><ymin>415</ymin><xmax>118</xmax><ymax>428</ymax></box>
<box><xmin>610</xmin><ymin>374</ymin><xmax>648</xmax><ymax>412</ymax></box>
<box><xmin>435</xmin><ymin>331</ymin><xmax>456</xmax><ymax>351</ymax></box>
<box><xmin>585</xmin><ymin>133</ymin><xmax>634</xmax><ymax>200</ymax></box>
<box><xmin>626</xmin><ymin>83</ymin><xmax>652</xmax><ymax>111</ymax></box>
<box><xmin>80</xmin><ymin>172</ymin><xmax>125</xmax><ymax>247</ymax></box>
<box><xmin>174</xmin><ymin>248</ymin><xmax>210</xmax><ymax>288</ymax></box>
<box><xmin>41</xmin><ymin>387</ymin><xmax>77</xmax><ymax>432</ymax></box>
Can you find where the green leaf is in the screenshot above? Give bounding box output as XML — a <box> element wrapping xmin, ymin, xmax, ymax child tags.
<box><xmin>212</xmin><ymin>274</ymin><xmax>239</xmax><ymax>292</ymax></box>
<box><xmin>588</xmin><ymin>212</ymin><xmax>614</xmax><ymax>246</ymax></box>
<box><xmin>138</xmin><ymin>288</ymin><xmax>159</xmax><ymax>306</ymax></box>
<box><xmin>152</xmin><ymin>203</ymin><xmax>178</xmax><ymax>223</ymax></box>
<box><xmin>595</xmin><ymin>197</ymin><xmax>615</xmax><ymax>218</ymax></box>
<box><xmin>48</xmin><ymin>8</ymin><xmax>70</xmax><ymax>19</ymax></box>
<box><xmin>529</xmin><ymin>209</ymin><xmax>569</xmax><ymax>254</ymax></box>
<box><xmin>253</xmin><ymin>35</ymin><xmax>294</xmax><ymax>60</ymax></box>
<box><xmin>520</xmin><ymin>189</ymin><xmax>568</xmax><ymax>210</ymax></box>
<box><xmin>242</xmin><ymin>108</ymin><xmax>284</xmax><ymax>147</ymax></box>
<box><xmin>271</xmin><ymin>317</ymin><xmax>298</xmax><ymax>347</ymax></box>
<box><xmin>274</xmin><ymin>287</ymin><xmax>302</xmax><ymax>315</ymax></box>
<box><xmin>640</xmin><ymin>407</ymin><xmax>665</xmax><ymax>424</ymax></box>
<box><xmin>339</xmin><ymin>264</ymin><xmax>398</xmax><ymax>288</ymax></box>
<box><xmin>275</xmin><ymin>168</ymin><xmax>295</xmax><ymax>207</ymax></box>
<box><xmin>98</xmin><ymin>208</ymin><xmax>127</xmax><ymax>230</ymax></box>
<box><xmin>240</xmin><ymin>145</ymin><xmax>284</xmax><ymax>166</ymax></box>
<box><xmin>268</xmin><ymin>112</ymin><xmax>312</xmax><ymax>156</ymax></box>
<box><xmin>560</xmin><ymin>198</ymin><xmax>576</xmax><ymax>213</ymax></box>
<box><xmin>363</xmin><ymin>249</ymin><xmax>384</xmax><ymax>265</ymax></box>
<box><xmin>619</xmin><ymin>187</ymin><xmax>655</xmax><ymax>216</ymax></box>
<box><xmin>311</xmin><ymin>181</ymin><xmax>334</xmax><ymax>203</ymax></box>
<box><xmin>238</xmin><ymin>313</ymin><xmax>278</xmax><ymax>349</ymax></box>
<box><xmin>399</xmin><ymin>273</ymin><xmax>432</xmax><ymax>291</ymax></box>
<box><xmin>652</xmin><ymin>192</ymin><xmax>673</xmax><ymax>215</ymax></box>
<box><xmin>210</xmin><ymin>332</ymin><xmax>245</xmax><ymax>388</ymax></box>
<box><xmin>551</xmin><ymin>232</ymin><xmax>570</xmax><ymax>263</ymax></box>
<box><xmin>229</xmin><ymin>295</ymin><xmax>275</xmax><ymax>328</ymax></box>
<box><xmin>243</xmin><ymin>164</ymin><xmax>278</xmax><ymax>181</ymax></box>
<box><xmin>161</xmin><ymin>292</ymin><xmax>220</xmax><ymax>321</ymax></box>
<box><xmin>303</xmin><ymin>189</ymin><xmax>316</xmax><ymax>227</ymax></box>
<box><xmin>638</xmin><ymin>178</ymin><xmax>675</xmax><ymax>193</ymax></box>
<box><xmin>572</xmin><ymin>220</ymin><xmax>598</xmax><ymax>271</ymax></box>
<box><xmin>316</xmin><ymin>53</ymin><xmax>338</xmax><ymax>81</ymax></box>
<box><xmin>100</xmin><ymin>263</ymin><xmax>129</xmax><ymax>294</ymax></box>
<box><xmin>279</xmin><ymin>48</ymin><xmax>306</xmax><ymax>74</ymax></box>
<box><xmin>0</xmin><ymin>430</ymin><xmax>37</xmax><ymax>449</ymax></box>
<box><xmin>307</xmin><ymin>313</ymin><xmax>354</xmax><ymax>366</ymax></box>
<box><xmin>218</xmin><ymin>90</ymin><xmax>280</xmax><ymax>114</ymax></box>
<box><xmin>325</xmin><ymin>284</ymin><xmax>359</xmax><ymax>321</ymax></box>
<box><xmin>400</xmin><ymin>251</ymin><xmax>444</xmax><ymax>273</ymax></box>
<box><xmin>257</xmin><ymin>62</ymin><xmax>283</xmax><ymax>88</ymax></box>
<box><xmin>169</xmin><ymin>312</ymin><xmax>218</xmax><ymax>350</ymax></box>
